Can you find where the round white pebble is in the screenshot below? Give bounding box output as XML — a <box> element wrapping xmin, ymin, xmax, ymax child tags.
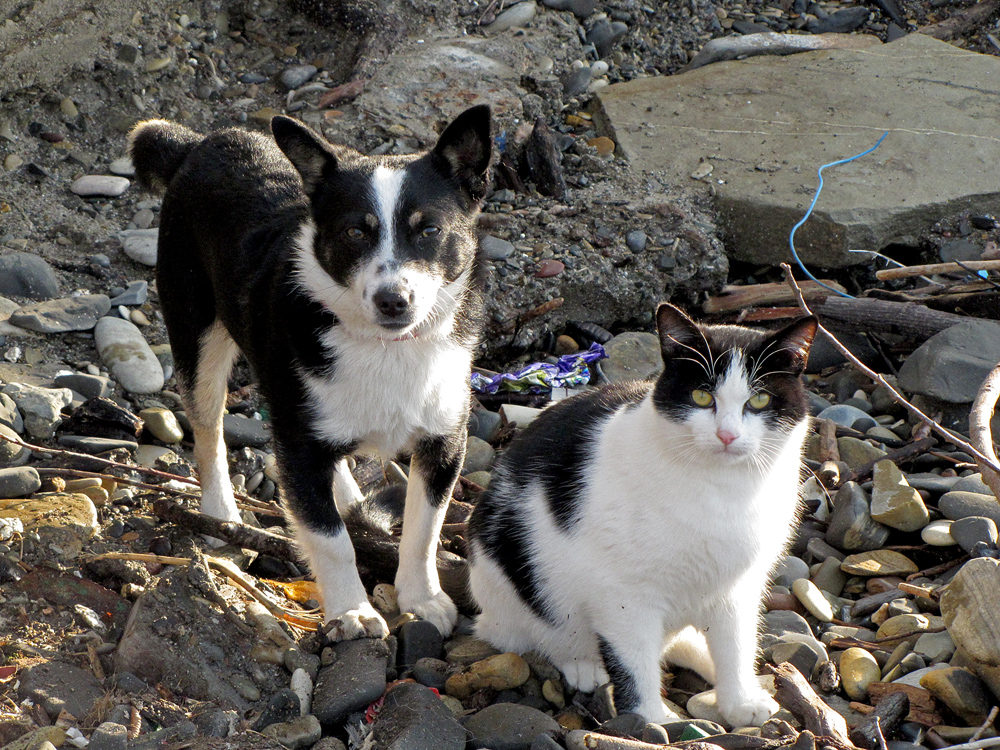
<box><xmin>94</xmin><ymin>316</ymin><xmax>165</xmax><ymax>394</ymax></box>
<box><xmin>921</xmin><ymin>519</ymin><xmax>956</xmax><ymax>546</ymax></box>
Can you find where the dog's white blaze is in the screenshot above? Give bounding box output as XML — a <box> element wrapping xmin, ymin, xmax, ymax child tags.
<box><xmin>372</xmin><ymin>165</ymin><xmax>405</xmax><ymax>261</ymax></box>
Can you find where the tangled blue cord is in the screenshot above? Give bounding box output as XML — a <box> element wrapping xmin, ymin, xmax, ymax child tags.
<box><xmin>788</xmin><ymin>131</ymin><xmax>889</xmax><ymax>299</ymax></box>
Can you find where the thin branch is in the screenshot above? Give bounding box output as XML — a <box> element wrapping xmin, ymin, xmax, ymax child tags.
<box><xmin>780</xmin><ymin>264</ymin><xmax>1000</xmax><ymax>478</ymax></box>
<box><xmin>970</xmin><ymin>707</ymin><xmax>999</xmax><ymax>744</ymax></box>
<box><xmin>0</xmin><ymin>431</ymin><xmax>279</xmax><ymax>513</ymax></box>
<box><xmin>970</xmin><ymin>362</ymin><xmax>1000</xmax><ymax>502</ymax></box>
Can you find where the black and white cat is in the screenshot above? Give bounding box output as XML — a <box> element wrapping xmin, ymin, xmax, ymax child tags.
<box><xmin>466</xmin><ymin>302</ymin><xmax>817</xmax><ymax>726</ymax></box>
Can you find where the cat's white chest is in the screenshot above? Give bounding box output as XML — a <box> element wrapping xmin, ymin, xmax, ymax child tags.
<box><xmin>302</xmin><ymin>330</ymin><xmax>471</xmax><ymax>457</ymax></box>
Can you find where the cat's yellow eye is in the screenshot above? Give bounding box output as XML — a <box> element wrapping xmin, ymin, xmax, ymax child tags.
<box><xmin>692</xmin><ymin>389</ymin><xmax>714</xmax><ymax>407</ymax></box>
<box><xmin>748</xmin><ymin>392</ymin><xmax>771</xmax><ymax>410</ymax></box>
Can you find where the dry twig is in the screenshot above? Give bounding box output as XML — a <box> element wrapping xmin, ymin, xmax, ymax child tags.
<box><xmin>780</xmin><ymin>264</ymin><xmax>1000</xmax><ymax>478</ymax></box>
<box><xmin>970</xmin><ymin>362</ymin><xmax>1000</xmax><ymax>502</ymax></box>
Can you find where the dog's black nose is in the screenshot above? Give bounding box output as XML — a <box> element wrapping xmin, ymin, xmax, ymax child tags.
<box><xmin>373</xmin><ymin>289</ymin><xmax>412</xmax><ymax>317</ymax></box>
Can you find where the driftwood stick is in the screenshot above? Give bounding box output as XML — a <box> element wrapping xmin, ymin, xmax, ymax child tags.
<box><xmin>151</xmin><ymin>497</ymin><xmax>474</xmax><ymax>610</ymax></box>
<box><xmin>780</xmin><ymin>264</ymin><xmax>1000</xmax><ymax>478</ymax></box>
<box><xmin>768</xmin><ymin>663</ymin><xmax>854</xmax><ymax>746</ymax></box>
<box><xmin>850</xmin><ymin>692</ymin><xmax>909</xmax><ymax>750</ymax></box>
<box><xmin>703</xmin><ymin>280</ymin><xmax>846</xmax><ymax>314</ymax></box>
<box><xmin>875</xmin><ymin>259</ymin><xmax>1000</xmax><ymax>281</ymax></box>
<box><xmin>810</xmin><ymin>296</ymin><xmax>965</xmax><ymax>341</ymax></box>
<box><xmin>970</xmin><ymin>362</ymin><xmax>1000</xmax><ymax>502</ymax></box>
<box><xmin>970</xmin><ymin>707</ymin><xmax>999</xmax><ymax>744</ymax></box>
<box><xmin>838</xmin><ymin>437</ymin><xmax>937</xmax><ymax>486</ymax></box>
<box><xmin>919</xmin><ymin>0</ymin><xmax>1000</xmax><ymax>40</ymax></box>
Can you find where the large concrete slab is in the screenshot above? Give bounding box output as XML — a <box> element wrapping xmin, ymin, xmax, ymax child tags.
<box><xmin>594</xmin><ymin>33</ymin><xmax>1000</xmax><ymax>268</ymax></box>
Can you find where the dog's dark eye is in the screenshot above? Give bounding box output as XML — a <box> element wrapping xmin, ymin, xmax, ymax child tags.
<box><xmin>345</xmin><ymin>227</ymin><xmax>365</xmax><ymax>240</ymax></box>
<box><xmin>421</xmin><ymin>225</ymin><xmax>441</xmax><ymax>238</ymax></box>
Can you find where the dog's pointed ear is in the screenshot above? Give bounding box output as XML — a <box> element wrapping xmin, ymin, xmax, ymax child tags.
<box><xmin>433</xmin><ymin>105</ymin><xmax>492</xmax><ymax>201</ymax></box>
<box><xmin>272</xmin><ymin>115</ymin><xmax>338</xmax><ymax>194</ymax></box>
<box><xmin>656</xmin><ymin>302</ymin><xmax>703</xmax><ymax>361</ymax></box>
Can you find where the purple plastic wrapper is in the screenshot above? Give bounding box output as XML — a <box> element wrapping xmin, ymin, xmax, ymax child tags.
<box><xmin>470</xmin><ymin>342</ymin><xmax>607</xmax><ymax>394</ymax></box>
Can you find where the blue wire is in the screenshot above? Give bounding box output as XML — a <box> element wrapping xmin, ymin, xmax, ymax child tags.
<box><xmin>788</xmin><ymin>131</ymin><xmax>889</xmax><ymax>299</ymax></box>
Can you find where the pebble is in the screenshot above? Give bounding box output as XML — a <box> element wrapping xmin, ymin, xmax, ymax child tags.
<box><xmin>110</xmin><ymin>281</ymin><xmax>149</xmax><ymax>307</ymax></box>
<box><xmin>763</xmin><ymin>610</ymin><xmax>814</xmax><ymax>639</ymax></box>
<box><xmin>625</xmin><ymin>230</ymin><xmax>647</xmax><ymax>253</ymax></box>
<box><xmin>817</xmin><ymin>405</ymin><xmax>877</xmax><ymax>432</ymax></box>
<box><xmin>811</xmin><ymin>556</ymin><xmax>848</xmax><ymax>597</ymax></box>
<box><xmin>397</xmin><ymin>619</ymin><xmax>444</xmax><ymax>668</ymax></box>
<box><xmin>462</xmin><ymin>703</ymin><xmax>561</xmax><ymax>748</ymax></box>
<box><xmin>108</xmin><ymin>157</ymin><xmax>135</xmax><ymax>176</ymax></box>
<box><xmin>463</xmin><ymin>436</ymin><xmax>495</xmax><ymax>474</ymax></box>
<box><xmin>770</xmin><ymin>640</ymin><xmax>824</xmax><ymax>678</ymax></box>
<box><xmin>0</xmin><ymin>252</ymin><xmax>61</xmax><ymax>300</ymax></box>
<box><xmin>53</xmin><ymin>373</ymin><xmax>113</xmax><ymax>400</ymax></box>
<box><xmin>371</xmin><ymin>682</ymin><xmax>465</xmax><ymax>749</ymax></box>
<box><xmin>587</xmin><ymin>136</ymin><xmax>615</xmax><ymax>156</ymax></box>
<box><xmin>57</xmin><ymin>436</ymin><xmax>138</xmax><ymax>454</ymax></box>
<box><xmin>484</xmin><ymin>1</ymin><xmax>537</xmax><ymax>34</ymax></box>
<box><xmin>5</xmin><ymin>154</ymin><xmax>23</xmax><ymax>170</ymax></box>
<box><xmin>70</xmin><ymin>175</ymin><xmax>130</xmax><ymax>197</ymax></box>
<box><xmin>481</xmin><ymin>235</ymin><xmax>515</xmax><ymax>260</ymax></box>
<box><xmin>876</xmin><ymin>613</ymin><xmax>938</xmax><ymax>641</ymax></box>
<box><xmin>686</xmin><ymin>675</ymin><xmax>775</xmax><ymax>725</ymax></box>
<box><xmin>836</xmin><ymin>437</ymin><xmax>887</xmax><ymax>470</ymax></box>
<box><xmin>280</xmin><ymin>65</ymin><xmax>318</xmax><ymax>90</ymax></box>
<box><xmin>586</xmin><ymin>18</ymin><xmax>629</xmax><ymax>57</ymax></box>
<box><xmin>139</xmin><ymin>407</ymin><xmax>184</xmax><ymax>443</ymax></box>
<box><xmin>94</xmin><ymin>317</ymin><xmax>165</xmax><ymax>394</ymax></box>
<box><xmin>940</xmin><ymin>557</ymin><xmax>1000</xmax><ymax>675</ymax></box>
<box><xmin>0</xmin><ymin>423</ymin><xmax>30</xmax><ymax>467</ymax></box>
<box><xmin>899</xmin><ymin>319</ymin><xmax>1000</xmax><ymax>403</ymax></box>
<box><xmin>840</xmin><ymin>647</ymin><xmax>880</xmax><ymax>701</ymax></box>
<box><xmin>1</xmin><ymin>382</ymin><xmax>73</xmax><ymax>438</ymax></box>
<box><xmin>89</xmin><ymin>722</ymin><xmax>127</xmax><ymax>750</ymax></box>
<box><xmin>261</xmin><ymin>715</ymin><xmax>321</xmax><ymax>750</ymax></box>
<box><xmin>841</xmin><ymin>550</ymin><xmax>918</xmax><ymax>577</ymax></box>
<box><xmin>921</xmin><ymin>519</ymin><xmax>955</xmax><ymax>546</ymax></box>
<box><xmin>253</xmin><ymin>689</ymin><xmax>301</xmax><ymax>731</ymax></box>
<box><xmin>808</xmin><ymin>6</ymin><xmax>870</xmax><ymax>33</ymax></box>
<box><xmin>599</xmin><ymin>332</ymin><xmax>662</xmax><ymax>383</ymax></box>
<box><xmin>16</xmin><ymin>659</ymin><xmax>106</xmax><ymax>720</ymax></box>
<box><xmin>445</xmin><ymin>652</ymin><xmax>530</xmax><ymax>699</ymax></box>
<box><xmin>825</xmin><ymin>482</ymin><xmax>890</xmax><ymax>552</ymax></box>
<box><xmin>118</xmin><ymin>228</ymin><xmax>159</xmax><ymax>266</ymax></box>
<box><xmin>919</xmin><ymin>666</ymin><xmax>993</xmax><ymax>725</ymax></box>
<box><xmin>540</xmin><ymin>0</ymin><xmax>596</xmax><ymax>18</ymax></box>
<box><xmin>913</xmin><ymin>629</ymin><xmax>955</xmax><ymax>660</ymax></box>
<box><xmin>869</xmin><ymin>460</ymin><xmax>929</xmax><ymax>532</ymax></box>
<box><xmin>791</xmin><ymin>578</ymin><xmax>834</xmax><ymax>622</ymax></box>
<box><xmin>535</xmin><ymin>258</ymin><xmax>565</xmax><ymax>278</ymax></box>
<box><xmin>952</xmin><ymin>473</ymin><xmax>992</xmax><ymax>494</ymax></box>
<box><xmin>939</xmin><ymin>491</ymin><xmax>1000</xmax><ymax>526</ymax></box>
<box><xmin>9</xmin><ymin>294</ymin><xmax>111</xmax><ymax>333</ymax></box>
<box><xmin>413</xmin><ymin>657</ymin><xmax>450</xmax><ymax>691</ymax></box>
<box><xmin>372</xmin><ymin>582</ymin><xmax>399</xmax><ymax>615</ymax></box>
<box><xmin>950</xmin><ymin>516</ymin><xmax>999</xmax><ymax>554</ymax></box>
<box><xmin>312</xmin><ymin>638</ymin><xmax>389</xmax><ymax>725</ymax></box>
<box><xmin>0</xmin><ymin>466</ymin><xmax>41</xmax><ymax>499</ymax></box>
<box><xmin>772</xmin><ymin>555</ymin><xmax>810</xmax><ymax>588</ymax></box>
<box><xmin>562</xmin><ymin>66</ymin><xmax>594</xmax><ymax>97</ymax></box>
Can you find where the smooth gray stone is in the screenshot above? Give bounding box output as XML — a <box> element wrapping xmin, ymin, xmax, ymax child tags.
<box><xmin>463</xmin><ymin>435</ymin><xmax>495</xmax><ymax>474</ymax></box>
<box><xmin>950</xmin><ymin>516</ymin><xmax>999</xmax><ymax>553</ymax></box>
<box><xmin>88</xmin><ymin>722</ymin><xmax>127</xmax><ymax>750</ymax></box>
<box><xmin>57</xmin><ymin>435</ymin><xmax>140</xmax><ymax>455</ymax></box>
<box><xmin>481</xmin><ymin>235</ymin><xmax>515</xmax><ymax>260</ymax></box>
<box><xmin>952</xmin><ymin>473</ymin><xmax>992</xmax><ymax>494</ymax></box>
<box><xmin>541</xmin><ymin>0</ymin><xmax>596</xmax><ymax>18</ymax></box>
<box><xmin>626</xmin><ymin>230</ymin><xmax>647</xmax><ymax>253</ymax></box>
<box><xmin>561</xmin><ymin>66</ymin><xmax>594</xmax><ymax>97</ymax></box>
<box><xmin>0</xmin><ymin>393</ymin><xmax>22</xmax><ymax>433</ymax></box>
<box><xmin>0</xmin><ymin>466</ymin><xmax>41</xmax><ymax>498</ymax></box>
<box><xmin>899</xmin><ymin>319</ymin><xmax>1000</xmax><ymax>403</ymax></box>
<box><xmin>371</xmin><ymin>682</ymin><xmax>465</xmax><ymax>750</ymax></box>
<box><xmin>826</xmin><ymin>481</ymin><xmax>890</xmax><ymax>552</ymax></box>
<box><xmin>683</xmin><ymin>31</ymin><xmax>879</xmax><ymax>72</ymax></box>
<box><xmin>762</xmin><ymin>610</ymin><xmax>814</xmax><ymax>638</ymax></box>
<box><xmin>94</xmin><ymin>316</ymin><xmax>164</xmax><ymax>394</ymax></box>
<box><xmin>817</xmin><ymin>404</ymin><xmax>877</xmax><ymax>432</ymax></box>
<box><xmin>807</xmin><ymin>6</ymin><xmax>870</xmax><ymax>33</ymax></box>
<box><xmin>587</xmin><ymin>19</ymin><xmax>628</xmax><ymax>58</ymax></box>
<box><xmin>412</xmin><ymin>657</ymin><xmax>449</xmax><ymax>691</ymax></box>
<box><xmin>118</xmin><ymin>229</ymin><xmax>158</xmax><ymax>266</ymax></box>
<box><xmin>17</xmin><ymin>661</ymin><xmax>105</xmax><ymax>721</ymax></box>
<box><xmin>0</xmin><ymin>423</ymin><xmax>29</xmax><ymax>467</ymax></box>
<box><xmin>109</xmin><ymin>280</ymin><xmax>148</xmax><ymax>306</ymax></box>
<box><xmin>485</xmin><ymin>1</ymin><xmax>537</xmax><ymax>34</ymax></box>
<box><xmin>280</xmin><ymin>64</ymin><xmax>317</xmax><ymax>90</ymax></box>
<box><xmin>772</xmin><ymin>555</ymin><xmax>810</xmax><ymax>588</ymax></box>
<box><xmin>175</xmin><ymin>411</ymin><xmax>271</xmax><ymax>447</ymax></box>
<box><xmin>397</xmin><ymin>620</ymin><xmax>444</xmax><ymax>668</ymax></box>
<box><xmin>807</xmin><ymin>391</ymin><xmax>834</xmax><ymax>416</ymax></box>
<box><xmin>903</xmin><ymin>473</ymin><xmax>961</xmax><ymax>494</ymax></box>
<box><xmin>939</xmin><ymin>491</ymin><xmax>1000</xmax><ymax>526</ymax></box>
<box><xmin>770</xmin><ymin>638</ymin><xmax>827</xmax><ymax>677</ymax></box>
<box><xmin>469</xmin><ymin>408</ymin><xmax>502</xmax><ymax>443</ymax></box>
<box><xmin>462</xmin><ymin>703</ymin><xmax>562</xmax><ymax>750</ymax></box>
<box><xmin>312</xmin><ymin>638</ymin><xmax>389</xmax><ymax>725</ymax></box>
<box><xmin>54</xmin><ymin>373</ymin><xmax>113</xmax><ymax>400</ymax></box>
<box><xmin>0</xmin><ymin>252</ymin><xmax>60</xmax><ymax>300</ymax></box>
<box><xmin>9</xmin><ymin>294</ymin><xmax>110</xmax><ymax>333</ymax></box>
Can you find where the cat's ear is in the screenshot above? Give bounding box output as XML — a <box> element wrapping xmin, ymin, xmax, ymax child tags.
<box><xmin>656</xmin><ymin>303</ymin><xmax>704</xmax><ymax>359</ymax></box>
<box><xmin>767</xmin><ymin>316</ymin><xmax>818</xmax><ymax>374</ymax></box>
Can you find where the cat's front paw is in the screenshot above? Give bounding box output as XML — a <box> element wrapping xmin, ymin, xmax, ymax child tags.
<box><xmin>720</xmin><ymin>692</ymin><xmax>779</xmax><ymax>728</ymax></box>
<box><xmin>559</xmin><ymin>659</ymin><xmax>610</xmax><ymax>693</ymax></box>
<box><xmin>323</xmin><ymin>601</ymin><xmax>389</xmax><ymax>642</ymax></box>
<box><xmin>398</xmin><ymin>589</ymin><xmax>457</xmax><ymax>636</ymax></box>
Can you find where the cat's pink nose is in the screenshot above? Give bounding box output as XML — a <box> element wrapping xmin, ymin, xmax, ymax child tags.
<box><xmin>717</xmin><ymin>429</ymin><xmax>737</xmax><ymax>446</ymax></box>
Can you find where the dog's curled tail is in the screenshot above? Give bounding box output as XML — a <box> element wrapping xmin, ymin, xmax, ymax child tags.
<box><xmin>127</xmin><ymin>119</ymin><xmax>202</xmax><ymax>193</ymax></box>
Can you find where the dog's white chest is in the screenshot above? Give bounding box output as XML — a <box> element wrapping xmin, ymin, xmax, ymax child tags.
<box><xmin>303</xmin><ymin>331</ymin><xmax>471</xmax><ymax>457</ymax></box>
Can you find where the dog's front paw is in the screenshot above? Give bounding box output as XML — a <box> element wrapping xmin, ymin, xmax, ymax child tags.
<box><xmin>720</xmin><ymin>691</ymin><xmax>779</xmax><ymax>728</ymax></box>
<box><xmin>323</xmin><ymin>601</ymin><xmax>389</xmax><ymax>642</ymax></box>
<box><xmin>397</xmin><ymin>589</ymin><xmax>457</xmax><ymax>636</ymax></box>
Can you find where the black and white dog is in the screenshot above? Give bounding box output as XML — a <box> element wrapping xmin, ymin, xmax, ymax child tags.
<box><xmin>128</xmin><ymin>106</ymin><xmax>492</xmax><ymax>640</ymax></box>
